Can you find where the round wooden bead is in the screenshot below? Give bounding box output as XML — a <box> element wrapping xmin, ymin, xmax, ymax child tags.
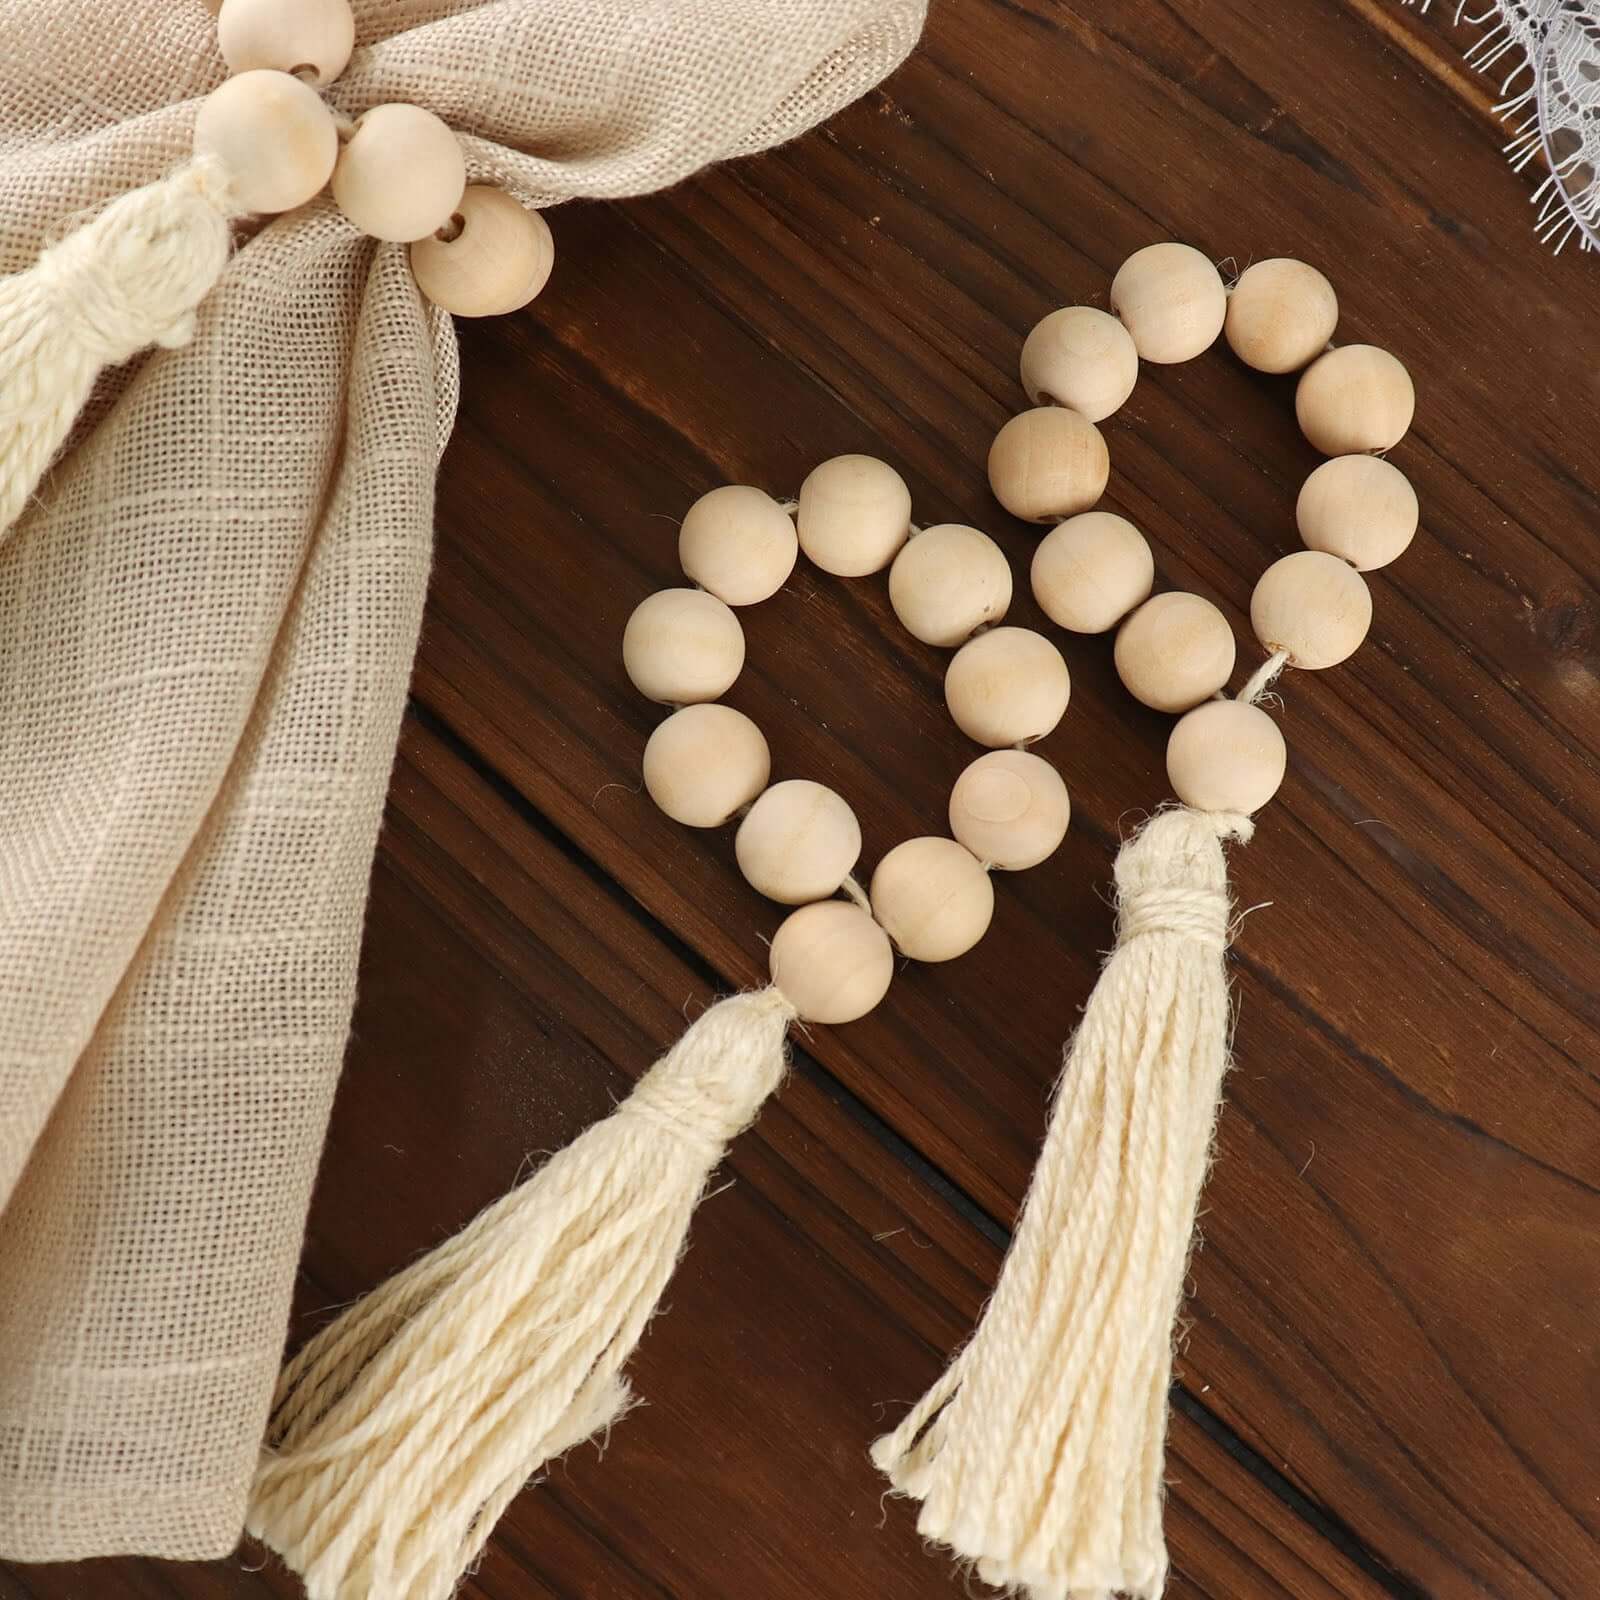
<box><xmin>331</xmin><ymin>103</ymin><xmax>465</xmax><ymax>242</ymax></box>
<box><xmin>735</xmin><ymin>780</ymin><xmax>861</xmax><ymax>905</ymax></box>
<box><xmin>1109</xmin><ymin>242</ymin><xmax>1226</xmax><ymax>364</ymax></box>
<box><xmin>623</xmin><ymin>588</ymin><xmax>744</xmax><ymax>704</ymax></box>
<box><xmin>768</xmin><ymin>900</ymin><xmax>893</xmax><ymax>1025</ymax></box>
<box><xmin>408</xmin><ymin>186</ymin><xmax>553</xmax><ymax>318</ymax></box>
<box><xmin>988</xmin><ymin>407</ymin><xmax>1109</xmax><ymax>524</ymax></box>
<box><xmin>1114</xmin><ymin>592</ymin><xmax>1237</xmax><ymax>713</ymax></box>
<box><xmin>1167</xmin><ymin>700</ymin><xmax>1287</xmax><ymax>814</ymax></box>
<box><xmin>1030</xmin><ymin>510</ymin><xmax>1154</xmax><ymax>634</ymax></box>
<box><xmin>948</xmin><ymin>749</ymin><xmax>1070</xmax><ymax>870</ymax></box>
<box><xmin>192</xmin><ymin>70</ymin><xmax>337</xmax><ymax>215</ymax></box>
<box><xmin>678</xmin><ymin>485</ymin><xmax>798</xmax><ymax>606</ymax></box>
<box><xmin>795</xmin><ymin>455</ymin><xmax>911</xmax><ymax>576</ymax></box>
<box><xmin>642</xmin><ymin>703</ymin><xmax>769</xmax><ymax>828</ymax></box>
<box><xmin>945</xmin><ymin>626</ymin><xmax>1070</xmax><ymax>748</ymax></box>
<box><xmin>1295</xmin><ymin>454</ymin><xmax>1418</xmax><ymax>571</ymax></box>
<box><xmin>1223</xmin><ymin>258</ymin><xmax>1338</xmax><ymax>374</ymax></box>
<box><xmin>1250</xmin><ymin>550</ymin><xmax>1372</xmax><ymax>669</ymax></box>
<box><xmin>1019</xmin><ymin>306</ymin><xmax>1139</xmax><ymax>421</ymax></box>
<box><xmin>870</xmin><ymin>837</ymin><xmax>994</xmax><ymax>963</ymax></box>
<box><xmin>217</xmin><ymin>0</ymin><xmax>355</xmax><ymax>84</ymax></box>
<box><xmin>1295</xmin><ymin>344</ymin><xmax>1414</xmax><ymax>455</ymax></box>
<box><xmin>888</xmin><ymin>524</ymin><xmax>1013</xmax><ymax>646</ymax></box>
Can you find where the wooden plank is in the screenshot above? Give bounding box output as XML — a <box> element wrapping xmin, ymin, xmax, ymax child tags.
<box><xmin>407</xmin><ymin>1</ymin><xmax>1600</xmax><ymax>1595</ymax></box>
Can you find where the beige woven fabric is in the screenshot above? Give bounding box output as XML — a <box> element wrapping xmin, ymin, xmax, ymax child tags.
<box><xmin>0</xmin><ymin>0</ymin><xmax>924</xmax><ymax>1563</ymax></box>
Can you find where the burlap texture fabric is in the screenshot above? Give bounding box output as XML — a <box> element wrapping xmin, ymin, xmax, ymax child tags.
<box><xmin>0</xmin><ymin>0</ymin><xmax>924</xmax><ymax>1563</ymax></box>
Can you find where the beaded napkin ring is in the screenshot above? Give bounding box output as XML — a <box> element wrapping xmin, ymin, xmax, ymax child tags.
<box><xmin>625</xmin><ymin>461</ymin><xmax>1072</xmax><ymax>1022</ymax></box>
<box><xmin>0</xmin><ymin>0</ymin><xmax>553</xmax><ymax>542</ymax></box>
<box><xmin>875</xmin><ymin>241</ymin><xmax>1419</xmax><ymax>1600</ymax></box>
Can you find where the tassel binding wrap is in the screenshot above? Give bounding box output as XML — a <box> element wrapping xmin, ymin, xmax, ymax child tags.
<box><xmin>0</xmin><ymin>158</ymin><xmax>235</xmax><ymax>537</ymax></box>
<box><xmin>246</xmin><ymin>987</ymin><xmax>796</xmax><ymax>1600</ymax></box>
<box><xmin>872</xmin><ymin>807</ymin><xmax>1254</xmax><ymax>1600</ymax></box>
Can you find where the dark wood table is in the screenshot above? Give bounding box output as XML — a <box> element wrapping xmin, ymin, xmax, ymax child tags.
<box><xmin>9</xmin><ymin>2</ymin><xmax>1598</xmax><ymax>1596</ymax></box>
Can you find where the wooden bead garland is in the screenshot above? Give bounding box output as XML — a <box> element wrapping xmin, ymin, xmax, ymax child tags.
<box><xmin>195</xmin><ymin>0</ymin><xmax>553</xmax><ymax>313</ymax></box>
<box><xmin>626</xmin><ymin>465</ymin><xmax>1074</xmax><ymax>1023</ymax></box>
<box><xmin>985</xmin><ymin>241</ymin><xmax>1419</xmax><ymax>817</ymax></box>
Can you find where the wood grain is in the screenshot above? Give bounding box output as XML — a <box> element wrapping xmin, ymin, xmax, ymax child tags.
<box><xmin>7</xmin><ymin>1</ymin><xmax>1597</xmax><ymax>1596</ymax></box>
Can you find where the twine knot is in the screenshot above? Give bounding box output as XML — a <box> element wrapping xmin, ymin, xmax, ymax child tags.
<box><xmin>36</xmin><ymin>159</ymin><xmax>234</xmax><ymax>364</ymax></box>
<box><xmin>1118</xmin><ymin>884</ymin><xmax>1229</xmax><ymax>948</ymax></box>
<box><xmin>621</xmin><ymin>988</ymin><xmax>795</xmax><ymax>1152</ymax></box>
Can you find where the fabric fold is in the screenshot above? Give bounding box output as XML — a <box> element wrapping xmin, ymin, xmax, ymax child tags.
<box><xmin>0</xmin><ymin>0</ymin><xmax>925</xmax><ymax>1563</ymax></box>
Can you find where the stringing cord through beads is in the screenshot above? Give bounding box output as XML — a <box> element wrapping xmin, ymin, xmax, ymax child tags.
<box><xmin>625</xmin><ymin>241</ymin><xmax>1418</xmax><ymax>1032</ymax></box>
<box><xmin>624</xmin><ymin>461</ymin><xmax>1075</xmax><ymax>1025</ymax></box>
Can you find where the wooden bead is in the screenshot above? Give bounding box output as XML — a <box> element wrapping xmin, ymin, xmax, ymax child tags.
<box><xmin>735</xmin><ymin>780</ymin><xmax>861</xmax><ymax>905</ymax></box>
<box><xmin>1114</xmin><ymin>592</ymin><xmax>1237</xmax><ymax>713</ymax></box>
<box><xmin>1109</xmin><ymin>242</ymin><xmax>1226</xmax><ymax>364</ymax></box>
<box><xmin>409</xmin><ymin>187</ymin><xmax>553</xmax><ymax>318</ymax></box>
<box><xmin>678</xmin><ymin>485</ymin><xmax>798</xmax><ymax>605</ymax></box>
<box><xmin>1030</xmin><ymin>510</ymin><xmax>1154</xmax><ymax>634</ymax></box>
<box><xmin>1167</xmin><ymin>700</ymin><xmax>1286</xmax><ymax>814</ymax></box>
<box><xmin>768</xmin><ymin>900</ymin><xmax>893</xmax><ymax>1025</ymax></box>
<box><xmin>988</xmin><ymin>407</ymin><xmax>1109</xmax><ymax>524</ymax></box>
<box><xmin>888</xmin><ymin>524</ymin><xmax>1012</xmax><ymax>646</ymax></box>
<box><xmin>1250</xmin><ymin>550</ymin><xmax>1372</xmax><ymax>669</ymax></box>
<box><xmin>795</xmin><ymin>455</ymin><xmax>911</xmax><ymax>576</ymax></box>
<box><xmin>642</xmin><ymin>703</ymin><xmax>769</xmax><ymax>828</ymax></box>
<box><xmin>948</xmin><ymin>749</ymin><xmax>1070</xmax><ymax>870</ymax></box>
<box><xmin>1223</xmin><ymin>258</ymin><xmax>1338</xmax><ymax>374</ymax></box>
<box><xmin>331</xmin><ymin>103</ymin><xmax>465</xmax><ymax>242</ymax></box>
<box><xmin>1296</xmin><ymin>454</ymin><xmax>1418</xmax><ymax>571</ymax></box>
<box><xmin>192</xmin><ymin>70</ymin><xmax>337</xmax><ymax>215</ymax></box>
<box><xmin>1019</xmin><ymin>306</ymin><xmax>1139</xmax><ymax>421</ymax></box>
<box><xmin>945</xmin><ymin>626</ymin><xmax>1070</xmax><ymax>748</ymax></box>
<box><xmin>1296</xmin><ymin>344</ymin><xmax>1414</xmax><ymax>455</ymax></box>
<box><xmin>623</xmin><ymin>588</ymin><xmax>744</xmax><ymax>704</ymax></box>
<box><xmin>870</xmin><ymin>837</ymin><xmax>994</xmax><ymax>962</ymax></box>
<box><xmin>217</xmin><ymin>0</ymin><xmax>354</xmax><ymax>85</ymax></box>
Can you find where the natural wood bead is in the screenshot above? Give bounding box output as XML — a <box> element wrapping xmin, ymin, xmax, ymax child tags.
<box><xmin>1114</xmin><ymin>592</ymin><xmax>1237</xmax><ymax>713</ymax></box>
<box><xmin>1019</xmin><ymin>306</ymin><xmax>1139</xmax><ymax>421</ymax></box>
<box><xmin>795</xmin><ymin>454</ymin><xmax>911</xmax><ymax>576</ymax></box>
<box><xmin>948</xmin><ymin>749</ymin><xmax>1070</xmax><ymax>870</ymax></box>
<box><xmin>1167</xmin><ymin>699</ymin><xmax>1287</xmax><ymax>814</ymax></box>
<box><xmin>1296</xmin><ymin>344</ymin><xmax>1415</xmax><ymax>455</ymax></box>
<box><xmin>217</xmin><ymin>0</ymin><xmax>354</xmax><ymax>85</ymax></box>
<box><xmin>642</xmin><ymin>703</ymin><xmax>769</xmax><ymax>828</ymax></box>
<box><xmin>945</xmin><ymin>626</ymin><xmax>1070</xmax><ymax>747</ymax></box>
<box><xmin>192</xmin><ymin>70</ymin><xmax>337</xmax><ymax>215</ymax></box>
<box><xmin>409</xmin><ymin>187</ymin><xmax>553</xmax><ymax>318</ymax></box>
<box><xmin>1030</xmin><ymin>510</ymin><xmax>1154</xmax><ymax>634</ymax></box>
<box><xmin>870</xmin><ymin>837</ymin><xmax>994</xmax><ymax>962</ymax></box>
<box><xmin>888</xmin><ymin>524</ymin><xmax>1012</xmax><ymax>646</ymax></box>
<box><xmin>623</xmin><ymin>588</ymin><xmax>744</xmax><ymax>704</ymax></box>
<box><xmin>678</xmin><ymin>485</ymin><xmax>798</xmax><ymax>605</ymax></box>
<box><xmin>988</xmin><ymin>406</ymin><xmax>1109</xmax><ymax>524</ymax></box>
<box><xmin>1223</xmin><ymin>258</ymin><xmax>1338</xmax><ymax>374</ymax></box>
<box><xmin>331</xmin><ymin>103</ymin><xmax>465</xmax><ymax>242</ymax></box>
<box><xmin>1109</xmin><ymin>241</ymin><xmax>1226</xmax><ymax>364</ymax></box>
<box><xmin>768</xmin><ymin>900</ymin><xmax>893</xmax><ymax>1025</ymax></box>
<box><xmin>1250</xmin><ymin>550</ymin><xmax>1372</xmax><ymax>669</ymax></box>
<box><xmin>735</xmin><ymin>780</ymin><xmax>861</xmax><ymax>905</ymax></box>
<box><xmin>1296</xmin><ymin>454</ymin><xmax>1418</xmax><ymax>571</ymax></box>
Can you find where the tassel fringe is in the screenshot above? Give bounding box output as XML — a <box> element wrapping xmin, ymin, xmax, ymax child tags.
<box><xmin>247</xmin><ymin>988</ymin><xmax>796</xmax><ymax>1600</ymax></box>
<box><xmin>0</xmin><ymin>158</ymin><xmax>236</xmax><ymax>535</ymax></box>
<box><xmin>872</xmin><ymin>808</ymin><xmax>1252</xmax><ymax>1600</ymax></box>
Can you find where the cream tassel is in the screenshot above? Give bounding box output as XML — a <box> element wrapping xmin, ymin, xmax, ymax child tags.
<box><xmin>247</xmin><ymin>987</ymin><xmax>797</xmax><ymax>1600</ymax></box>
<box><xmin>0</xmin><ymin>158</ymin><xmax>235</xmax><ymax>534</ymax></box>
<box><xmin>871</xmin><ymin>807</ymin><xmax>1253</xmax><ymax>1600</ymax></box>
